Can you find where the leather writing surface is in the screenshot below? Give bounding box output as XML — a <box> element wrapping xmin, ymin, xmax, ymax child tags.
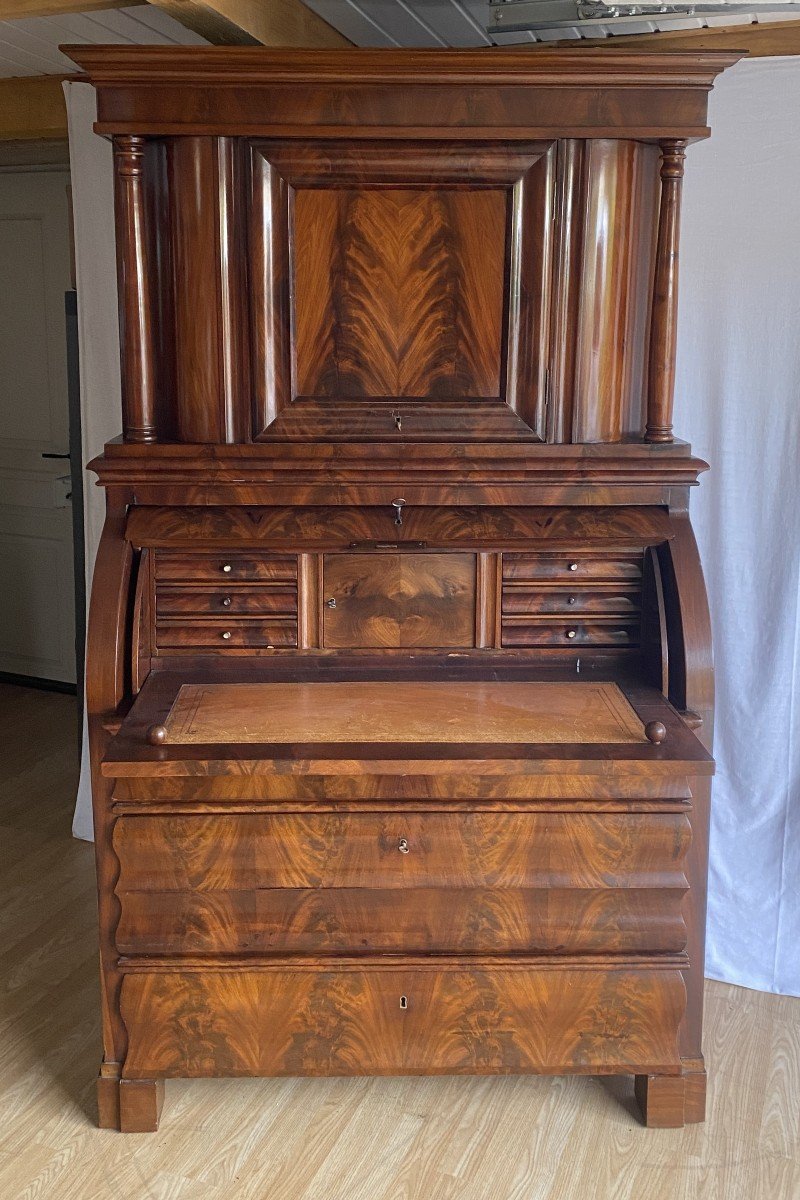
<box><xmin>163</xmin><ymin>680</ymin><xmax>646</xmax><ymax>745</ymax></box>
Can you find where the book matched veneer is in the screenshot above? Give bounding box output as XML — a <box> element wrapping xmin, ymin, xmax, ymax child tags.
<box><xmin>68</xmin><ymin>45</ymin><xmax>734</xmax><ymax>1132</ymax></box>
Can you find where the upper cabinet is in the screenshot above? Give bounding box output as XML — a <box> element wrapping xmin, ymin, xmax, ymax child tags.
<box><xmin>63</xmin><ymin>47</ymin><xmax>740</xmax><ymax>449</ymax></box>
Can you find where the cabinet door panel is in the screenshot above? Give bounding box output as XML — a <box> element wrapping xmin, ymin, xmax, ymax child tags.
<box><xmin>322</xmin><ymin>552</ymin><xmax>476</xmax><ymax>648</ymax></box>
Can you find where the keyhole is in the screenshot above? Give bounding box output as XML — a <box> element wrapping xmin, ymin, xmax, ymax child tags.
<box><xmin>399</xmin><ymin>995</ymin><xmax>408</xmax><ymax>1010</ymax></box>
<box><xmin>392</xmin><ymin>411</ymin><xmax>403</xmax><ymax>431</ymax></box>
<box><xmin>398</xmin><ymin>837</ymin><xmax>410</xmax><ymax>854</ymax></box>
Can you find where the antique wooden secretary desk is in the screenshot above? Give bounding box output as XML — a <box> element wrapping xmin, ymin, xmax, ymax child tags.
<box><xmin>65</xmin><ymin>44</ymin><xmax>739</xmax><ymax>1132</ymax></box>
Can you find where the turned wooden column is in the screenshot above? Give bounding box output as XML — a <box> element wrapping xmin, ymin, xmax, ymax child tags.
<box><xmin>113</xmin><ymin>135</ymin><xmax>157</xmax><ymax>443</ymax></box>
<box><xmin>646</xmin><ymin>139</ymin><xmax>687</xmax><ymax>444</ymax></box>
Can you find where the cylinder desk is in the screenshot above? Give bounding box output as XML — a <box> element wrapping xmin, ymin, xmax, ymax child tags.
<box><xmin>63</xmin><ymin>45</ymin><xmax>739</xmax><ymax>1132</ymax></box>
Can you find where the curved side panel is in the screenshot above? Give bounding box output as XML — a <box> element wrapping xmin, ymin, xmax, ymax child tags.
<box><xmin>659</xmin><ymin>513</ymin><xmax>714</xmax><ymax>748</ymax></box>
<box><xmin>659</xmin><ymin>512</ymin><xmax>713</xmax><ymax>1072</ymax></box>
<box><xmin>85</xmin><ymin>489</ymin><xmax>134</xmax><ymax>1109</ymax></box>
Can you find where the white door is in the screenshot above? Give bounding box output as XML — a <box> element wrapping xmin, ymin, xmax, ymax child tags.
<box><xmin>0</xmin><ymin>168</ymin><xmax>76</xmax><ymax>684</ymax></box>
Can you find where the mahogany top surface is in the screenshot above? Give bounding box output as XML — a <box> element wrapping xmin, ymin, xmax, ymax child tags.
<box><xmin>163</xmin><ymin>681</ymin><xmax>647</xmax><ymax>746</ymax></box>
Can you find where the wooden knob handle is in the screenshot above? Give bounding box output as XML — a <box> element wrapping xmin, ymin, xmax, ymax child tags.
<box><xmin>146</xmin><ymin>723</ymin><xmax>168</xmax><ymax>745</ymax></box>
<box><xmin>645</xmin><ymin>720</ymin><xmax>667</xmax><ymax>745</ymax></box>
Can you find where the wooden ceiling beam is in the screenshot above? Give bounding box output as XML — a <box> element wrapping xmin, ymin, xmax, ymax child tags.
<box><xmin>0</xmin><ymin>74</ymin><xmax>67</xmax><ymax>141</ymax></box>
<box><xmin>145</xmin><ymin>0</ymin><xmax>350</xmax><ymax>47</ymax></box>
<box><xmin>540</xmin><ymin>19</ymin><xmax>800</xmax><ymax>56</ymax></box>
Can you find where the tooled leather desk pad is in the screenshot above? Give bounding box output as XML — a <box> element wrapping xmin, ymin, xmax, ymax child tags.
<box><xmin>162</xmin><ymin>681</ymin><xmax>647</xmax><ymax>745</ymax></box>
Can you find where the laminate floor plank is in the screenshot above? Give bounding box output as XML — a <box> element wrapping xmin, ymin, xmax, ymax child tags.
<box><xmin>0</xmin><ymin>684</ymin><xmax>798</xmax><ymax>1200</ymax></box>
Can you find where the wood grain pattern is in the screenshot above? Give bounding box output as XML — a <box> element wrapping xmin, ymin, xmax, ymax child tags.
<box><xmin>72</xmin><ymin>48</ymin><xmax>728</xmax><ymax>1133</ymax></box>
<box><xmin>64</xmin><ymin>47</ymin><xmax>740</xmax><ymax>144</ymax></box>
<box><xmin>162</xmin><ymin>681</ymin><xmax>647</xmax><ymax>744</ymax></box>
<box><xmin>294</xmin><ymin>188</ymin><xmax>506</xmax><ymax>401</ymax></box>
<box><xmin>322</xmin><ymin>553</ymin><xmax>476</xmax><ymax>649</ymax></box>
<box><xmin>129</xmin><ymin>505</ymin><xmax>672</xmax><ymax>550</ymax></box>
<box><xmin>115</xmin><ymin>886</ymin><xmax>688</xmax><ymax>957</ymax></box>
<box><xmin>120</xmin><ymin>965</ymin><xmax>686</xmax><ymax>1078</ymax></box>
<box><xmin>646</xmin><ymin>140</ymin><xmax>687</xmax><ymax>444</ymax></box>
<box><xmin>571</xmin><ymin>140</ymin><xmax>659</xmax><ymax>443</ymax></box>
<box><xmin>1</xmin><ymin>688</ymin><xmax>794</xmax><ymax>1179</ymax></box>
<box><xmin>113</xmin><ymin>136</ymin><xmax>157</xmax><ymax>444</ymax></box>
<box><xmin>113</xmin><ymin>811</ymin><xmax>690</xmax><ymax>891</ymax></box>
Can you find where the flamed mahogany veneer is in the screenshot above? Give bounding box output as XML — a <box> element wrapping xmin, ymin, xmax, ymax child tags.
<box><xmin>66</xmin><ymin>43</ymin><xmax>738</xmax><ymax>1133</ymax></box>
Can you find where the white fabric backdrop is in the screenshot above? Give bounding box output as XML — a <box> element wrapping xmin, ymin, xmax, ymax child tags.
<box><xmin>66</xmin><ymin>59</ymin><xmax>800</xmax><ymax>996</ymax></box>
<box><xmin>673</xmin><ymin>57</ymin><xmax>800</xmax><ymax>996</ymax></box>
<box><xmin>64</xmin><ymin>82</ymin><xmax>121</xmax><ymax>843</ymax></box>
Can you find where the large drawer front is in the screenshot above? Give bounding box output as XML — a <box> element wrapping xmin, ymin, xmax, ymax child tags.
<box><xmin>113</xmin><ymin>812</ymin><xmax>691</xmax><ymax>891</ymax></box>
<box><xmin>120</xmin><ymin>966</ymin><xmax>686</xmax><ymax>1078</ymax></box>
<box><xmin>114</xmin><ymin>812</ymin><xmax>689</xmax><ymax>956</ymax></box>
<box><xmin>116</xmin><ymin>886</ymin><xmax>687</xmax><ymax>956</ymax></box>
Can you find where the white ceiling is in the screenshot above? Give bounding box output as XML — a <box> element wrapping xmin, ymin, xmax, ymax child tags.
<box><xmin>303</xmin><ymin>0</ymin><xmax>792</xmax><ymax>44</ymax></box>
<box><xmin>0</xmin><ymin>0</ymin><xmax>790</xmax><ymax>76</ymax></box>
<box><xmin>0</xmin><ymin>4</ymin><xmax>206</xmax><ymax>79</ymax></box>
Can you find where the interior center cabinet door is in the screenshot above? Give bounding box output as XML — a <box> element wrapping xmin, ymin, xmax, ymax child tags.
<box><xmin>323</xmin><ymin>553</ymin><xmax>476</xmax><ymax>648</ymax></box>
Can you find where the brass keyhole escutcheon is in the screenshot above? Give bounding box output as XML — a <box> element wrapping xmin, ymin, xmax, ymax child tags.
<box><xmin>567</xmin><ymin>596</ymin><xmax>577</xmax><ymax>605</ymax></box>
<box><xmin>399</xmin><ymin>995</ymin><xmax>408</xmax><ymax>1010</ymax></box>
<box><xmin>392</xmin><ymin>411</ymin><xmax>403</xmax><ymax>432</ymax></box>
<box><xmin>326</xmin><ymin>597</ymin><xmax>337</xmax><ymax>609</ymax></box>
<box><xmin>398</xmin><ymin>838</ymin><xmax>410</xmax><ymax>854</ymax></box>
<box><xmin>221</xmin><ymin>596</ymin><xmax>232</xmax><ymax>607</ymax></box>
<box><xmin>221</xmin><ymin>631</ymin><xmax>232</xmax><ymax>640</ymax></box>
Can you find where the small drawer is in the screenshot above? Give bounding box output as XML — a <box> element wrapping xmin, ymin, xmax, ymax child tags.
<box><xmin>501</xmin><ymin>620</ymin><xmax>638</xmax><ymax>648</ymax></box>
<box><xmin>155</xmin><ymin>587</ymin><xmax>297</xmax><ymax>617</ymax></box>
<box><xmin>502</xmin><ymin>554</ymin><xmax>642</xmax><ymax>583</ymax></box>
<box><xmin>502</xmin><ymin>588</ymin><xmax>640</xmax><ymax>616</ymax></box>
<box><xmin>154</xmin><ymin>552</ymin><xmax>297</xmax><ymax>584</ymax></box>
<box><xmin>155</xmin><ymin>619</ymin><xmax>297</xmax><ymax>649</ymax></box>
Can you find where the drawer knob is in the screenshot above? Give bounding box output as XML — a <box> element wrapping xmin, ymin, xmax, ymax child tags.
<box><xmin>326</xmin><ymin>597</ymin><xmax>337</xmax><ymax>609</ymax></box>
<box><xmin>221</xmin><ymin>596</ymin><xmax>232</xmax><ymax>607</ymax></box>
<box><xmin>146</xmin><ymin>724</ymin><xmax>168</xmax><ymax>746</ymax></box>
<box><xmin>565</xmin><ymin>629</ymin><xmax>577</xmax><ymax>640</ymax></box>
<box><xmin>645</xmin><ymin>720</ymin><xmax>668</xmax><ymax>745</ymax></box>
<box><xmin>221</xmin><ymin>563</ymin><xmax>233</xmax><ymax>574</ymax></box>
<box><xmin>398</xmin><ymin>837</ymin><xmax>410</xmax><ymax>854</ymax></box>
<box><xmin>399</xmin><ymin>995</ymin><xmax>408</xmax><ymax>1010</ymax></box>
<box><xmin>567</xmin><ymin>596</ymin><xmax>577</xmax><ymax>605</ymax></box>
<box><xmin>568</xmin><ymin>562</ymin><xmax>579</xmax><ymax>572</ymax></box>
<box><xmin>221</xmin><ymin>631</ymin><xmax>232</xmax><ymax>640</ymax></box>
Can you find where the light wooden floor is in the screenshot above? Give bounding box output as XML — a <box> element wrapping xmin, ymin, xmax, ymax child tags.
<box><xmin>0</xmin><ymin>683</ymin><xmax>798</xmax><ymax>1200</ymax></box>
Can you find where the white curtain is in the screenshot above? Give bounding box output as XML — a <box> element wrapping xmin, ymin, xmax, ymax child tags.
<box><xmin>66</xmin><ymin>59</ymin><xmax>800</xmax><ymax>996</ymax></box>
<box><xmin>674</xmin><ymin>57</ymin><xmax>800</xmax><ymax>996</ymax></box>
<box><xmin>64</xmin><ymin>82</ymin><xmax>121</xmax><ymax>842</ymax></box>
